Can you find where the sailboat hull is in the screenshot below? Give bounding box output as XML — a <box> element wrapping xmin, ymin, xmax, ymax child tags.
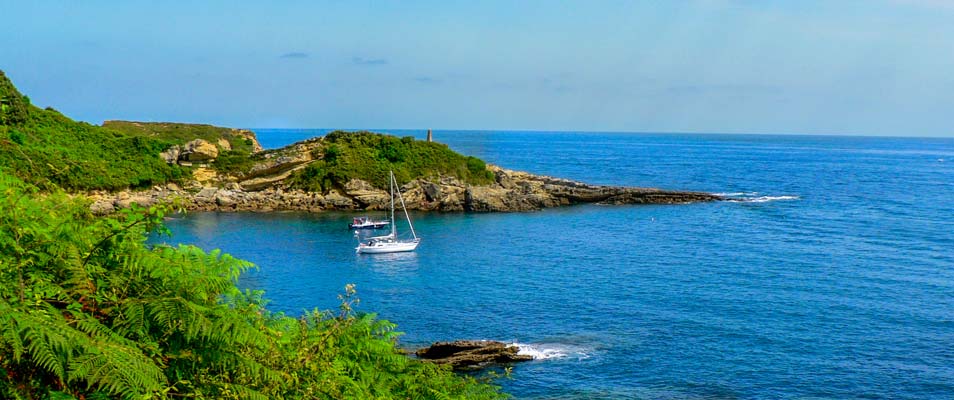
<box><xmin>356</xmin><ymin>239</ymin><xmax>421</xmax><ymax>254</ymax></box>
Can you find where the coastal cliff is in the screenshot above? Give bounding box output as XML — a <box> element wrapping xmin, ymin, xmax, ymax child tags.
<box><xmin>87</xmin><ymin>164</ymin><xmax>720</xmax><ymax>214</ymax></box>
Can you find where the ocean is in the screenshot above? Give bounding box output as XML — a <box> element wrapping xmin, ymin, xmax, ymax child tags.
<box><xmin>157</xmin><ymin>130</ymin><xmax>954</xmax><ymax>399</ymax></box>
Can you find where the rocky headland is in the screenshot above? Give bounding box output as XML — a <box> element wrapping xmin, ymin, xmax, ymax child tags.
<box><xmin>85</xmin><ymin>132</ymin><xmax>722</xmax><ymax>214</ymax></box>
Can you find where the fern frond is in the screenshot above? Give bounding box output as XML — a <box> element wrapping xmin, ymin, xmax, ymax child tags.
<box><xmin>18</xmin><ymin>309</ymin><xmax>73</xmax><ymax>381</ymax></box>
<box><xmin>222</xmin><ymin>383</ymin><xmax>269</xmax><ymax>400</ymax></box>
<box><xmin>0</xmin><ymin>301</ymin><xmax>25</xmax><ymax>360</ymax></box>
<box><xmin>69</xmin><ymin>341</ymin><xmax>165</xmax><ymax>398</ymax></box>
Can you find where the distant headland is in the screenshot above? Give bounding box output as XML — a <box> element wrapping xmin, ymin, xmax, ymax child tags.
<box><xmin>0</xmin><ymin>70</ymin><xmax>721</xmax><ymax>214</ymax></box>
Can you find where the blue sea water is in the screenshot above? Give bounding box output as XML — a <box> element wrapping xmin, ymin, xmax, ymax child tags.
<box><xmin>159</xmin><ymin>130</ymin><xmax>954</xmax><ymax>399</ymax></box>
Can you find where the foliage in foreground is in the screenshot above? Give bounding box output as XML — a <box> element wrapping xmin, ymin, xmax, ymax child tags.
<box><xmin>0</xmin><ymin>70</ymin><xmax>183</xmax><ymax>191</ymax></box>
<box><xmin>289</xmin><ymin>130</ymin><xmax>496</xmax><ymax>191</ymax></box>
<box><xmin>0</xmin><ymin>172</ymin><xmax>507</xmax><ymax>399</ymax></box>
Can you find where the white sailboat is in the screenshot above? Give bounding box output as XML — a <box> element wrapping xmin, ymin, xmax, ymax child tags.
<box><xmin>355</xmin><ymin>171</ymin><xmax>421</xmax><ymax>254</ymax></box>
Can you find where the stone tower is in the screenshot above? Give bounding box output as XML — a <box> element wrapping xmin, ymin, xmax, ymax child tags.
<box><xmin>426</xmin><ymin>129</ymin><xmax>433</xmax><ymax>142</ymax></box>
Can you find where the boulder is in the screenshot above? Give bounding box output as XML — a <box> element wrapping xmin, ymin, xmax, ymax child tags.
<box><xmin>159</xmin><ymin>145</ymin><xmax>180</xmax><ymax>164</ymax></box>
<box><xmin>194</xmin><ymin>187</ymin><xmax>218</xmax><ymax>202</ymax></box>
<box><xmin>114</xmin><ymin>194</ymin><xmax>154</xmax><ymax>210</ymax></box>
<box><xmin>415</xmin><ymin>340</ymin><xmax>533</xmax><ymax>370</ymax></box>
<box><xmin>217</xmin><ymin>138</ymin><xmax>232</xmax><ymax>151</ymax></box>
<box><xmin>422</xmin><ymin>181</ymin><xmax>442</xmax><ymax>202</ymax></box>
<box><xmin>89</xmin><ymin>198</ymin><xmax>115</xmax><ymax>215</ymax></box>
<box><xmin>180</xmin><ymin>139</ymin><xmax>219</xmax><ymax>162</ymax></box>
<box><xmin>343</xmin><ymin>179</ymin><xmax>389</xmax><ymax>209</ymax></box>
<box><xmin>215</xmin><ymin>190</ymin><xmax>236</xmax><ymax>207</ymax></box>
<box><xmin>321</xmin><ymin>190</ymin><xmax>354</xmax><ymax>209</ymax></box>
<box><xmin>192</xmin><ymin>167</ymin><xmax>217</xmax><ymax>183</ymax></box>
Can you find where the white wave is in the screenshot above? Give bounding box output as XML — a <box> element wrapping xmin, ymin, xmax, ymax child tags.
<box><xmin>512</xmin><ymin>342</ymin><xmax>591</xmax><ymax>360</ymax></box>
<box><xmin>729</xmin><ymin>195</ymin><xmax>800</xmax><ymax>203</ymax></box>
<box><xmin>714</xmin><ymin>191</ymin><xmax>759</xmax><ymax>197</ymax></box>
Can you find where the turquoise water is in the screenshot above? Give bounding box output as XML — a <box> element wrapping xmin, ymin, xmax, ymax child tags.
<box><xmin>159</xmin><ymin>130</ymin><xmax>954</xmax><ymax>399</ymax></box>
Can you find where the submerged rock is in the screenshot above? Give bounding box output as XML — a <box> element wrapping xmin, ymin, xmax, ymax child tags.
<box><xmin>415</xmin><ymin>340</ymin><xmax>533</xmax><ymax>370</ymax></box>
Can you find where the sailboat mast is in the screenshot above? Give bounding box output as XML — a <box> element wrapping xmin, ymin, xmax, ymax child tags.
<box><xmin>390</xmin><ymin>171</ymin><xmax>396</xmax><ymax>238</ymax></box>
<box><xmin>394</xmin><ymin>172</ymin><xmax>418</xmax><ymax>240</ymax></box>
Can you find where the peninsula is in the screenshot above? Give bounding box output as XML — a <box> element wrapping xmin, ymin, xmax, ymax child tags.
<box><xmin>87</xmin><ymin>130</ymin><xmax>721</xmax><ymax>214</ymax></box>
<box><xmin>1</xmin><ymin>70</ymin><xmax>720</xmax><ymax>215</ymax></box>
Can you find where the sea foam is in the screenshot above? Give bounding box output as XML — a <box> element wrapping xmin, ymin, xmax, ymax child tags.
<box><xmin>720</xmin><ymin>192</ymin><xmax>800</xmax><ymax>203</ymax></box>
<box><xmin>737</xmin><ymin>195</ymin><xmax>800</xmax><ymax>203</ymax></box>
<box><xmin>513</xmin><ymin>342</ymin><xmax>591</xmax><ymax>360</ymax></box>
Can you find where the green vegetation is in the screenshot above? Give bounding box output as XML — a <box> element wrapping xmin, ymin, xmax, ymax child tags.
<box><xmin>0</xmin><ymin>172</ymin><xmax>507</xmax><ymax>399</ymax></box>
<box><xmin>0</xmin><ymin>71</ymin><xmax>182</xmax><ymax>191</ymax></box>
<box><xmin>290</xmin><ymin>130</ymin><xmax>496</xmax><ymax>191</ymax></box>
<box><xmin>103</xmin><ymin>120</ymin><xmax>257</xmax><ymax>154</ymax></box>
<box><xmin>211</xmin><ymin>149</ymin><xmax>257</xmax><ymax>174</ymax></box>
<box><xmin>0</xmin><ymin>72</ymin><xmax>29</xmax><ymax>126</ymax></box>
<box><xmin>2</xmin><ymin>71</ymin><xmax>498</xmax><ymax>192</ymax></box>
<box><xmin>0</xmin><ymin>71</ymin><xmax>510</xmax><ymax>398</ymax></box>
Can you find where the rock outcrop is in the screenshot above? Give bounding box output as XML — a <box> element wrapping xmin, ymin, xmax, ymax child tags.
<box><xmin>86</xmin><ymin>164</ymin><xmax>721</xmax><ymax>215</ymax></box>
<box><xmin>415</xmin><ymin>340</ymin><xmax>533</xmax><ymax>370</ymax></box>
<box><xmin>101</xmin><ymin>120</ymin><xmax>265</xmax><ymax>166</ymax></box>
<box><xmin>180</xmin><ymin>139</ymin><xmax>219</xmax><ymax>162</ymax></box>
<box><xmin>159</xmin><ymin>145</ymin><xmax>180</xmax><ymax>164</ymax></box>
<box><xmin>230</xmin><ymin>128</ymin><xmax>263</xmax><ymax>153</ymax></box>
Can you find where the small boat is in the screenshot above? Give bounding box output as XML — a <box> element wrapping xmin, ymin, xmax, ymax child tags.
<box><xmin>349</xmin><ymin>216</ymin><xmax>390</xmax><ymax>229</ymax></box>
<box><xmin>356</xmin><ymin>171</ymin><xmax>421</xmax><ymax>254</ymax></box>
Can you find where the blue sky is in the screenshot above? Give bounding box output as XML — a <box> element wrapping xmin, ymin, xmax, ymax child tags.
<box><xmin>1</xmin><ymin>0</ymin><xmax>953</xmax><ymax>136</ymax></box>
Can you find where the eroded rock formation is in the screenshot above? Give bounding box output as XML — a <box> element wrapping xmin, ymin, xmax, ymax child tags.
<box><xmin>415</xmin><ymin>340</ymin><xmax>533</xmax><ymax>370</ymax></box>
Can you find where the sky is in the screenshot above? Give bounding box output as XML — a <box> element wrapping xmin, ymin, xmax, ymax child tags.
<box><xmin>1</xmin><ymin>0</ymin><xmax>953</xmax><ymax>137</ymax></box>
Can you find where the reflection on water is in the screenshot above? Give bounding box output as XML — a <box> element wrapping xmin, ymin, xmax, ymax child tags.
<box><xmin>356</xmin><ymin>251</ymin><xmax>421</xmax><ymax>277</ymax></box>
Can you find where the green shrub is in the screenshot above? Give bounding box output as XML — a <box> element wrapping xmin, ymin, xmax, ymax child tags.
<box><xmin>8</xmin><ymin>129</ymin><xmax>24</xmax><ymax>145</ymax></box>
<box><xmin>103</xmin><ymin>120</ymin><xmax>256</xmax><ymax>154</ymax></box>
<box><xmin>0</xmin><ymin>71</ymin><xmax>29</xmax><ymax>126</ymax></box>
<box><xmin>0</xmin><ymin>70</ymin><xmax>182</xmax><ymax>190</ymax></box>
<box><xmin>289</xmin><ymin>131</ymin><xmax>496</xmax><ymax>191</ymax></box>
<box><xmin>0</xmin><ymin>172</ymin><xmax>507</xmax><ymax>399</ymax></box>
<box><xmin>212</xmin><ymin>150</ymin><xmax>255</xmax><ymax>174</ymax></box>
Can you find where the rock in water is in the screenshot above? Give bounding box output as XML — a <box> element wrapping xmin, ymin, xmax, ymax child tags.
<box><xmin>415</xmin><ymin>340</ymin><xmax>533</xmax><ymax>370</ymax></box>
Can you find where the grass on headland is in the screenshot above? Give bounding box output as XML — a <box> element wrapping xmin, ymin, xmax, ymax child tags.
<box><xmin>3</xmin><ymin>70</ymin><xmax>498</xmax><ymax>194</ymax></box>
<box><xmin>103</xmin><ymin>120</ymin><xmax>257</xmax><ymax>154</ymax></box>
<box><xmin>289</xmin><ymin>130</ymin><xmax>496</xmax><ymax>191</ymax></box>
<box><xmin>1</xmin><ymin>70</ymin><xmax>183</xmax><ymax>191</ymax></box>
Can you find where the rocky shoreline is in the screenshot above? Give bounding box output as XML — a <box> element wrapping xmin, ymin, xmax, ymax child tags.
<box><xmin>81</xmin><ymin>130</ymin><xmax>721</xmax><ymax>214</ymax></box>
<box><xmin>86</xmin><ymin>165</ymin><xmax>722</xmax><ymax>215</ymax></box>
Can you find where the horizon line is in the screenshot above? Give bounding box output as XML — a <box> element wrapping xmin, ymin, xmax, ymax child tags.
<box><xmin>243</xmin><ymin>126</ymin><xmax>954</xmax><ymax>140</ymax></box>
